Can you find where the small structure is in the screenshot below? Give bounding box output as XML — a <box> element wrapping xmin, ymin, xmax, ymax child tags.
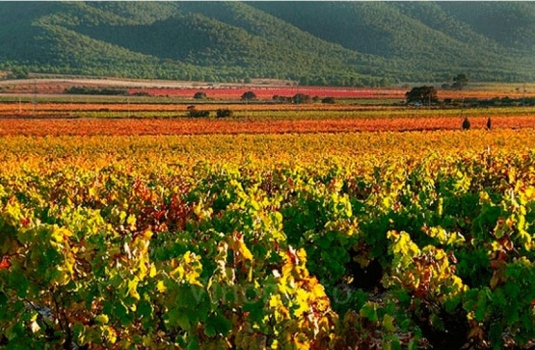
<box><xmin>462</xmin><ymin>117</ymin><xmax>470</xmax><ymax>130</ymax></box>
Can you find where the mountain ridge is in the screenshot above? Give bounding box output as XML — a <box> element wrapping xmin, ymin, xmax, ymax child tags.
<box><xmin>1</xmin><ymin>1</ymin><xmax>534</xmax><ymax>86</ymax></box>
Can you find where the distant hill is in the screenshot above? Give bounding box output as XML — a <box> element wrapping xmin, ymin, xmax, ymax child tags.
<box><xmin>1</xmin><ymin>1</ymin><xmax>534</xmax><ymax>86</ymax></box>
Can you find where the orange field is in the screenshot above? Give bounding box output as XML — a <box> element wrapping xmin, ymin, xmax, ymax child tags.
<box><xmin>0</xmin><ymin>116</ymin><xmax>532</xmax><ymax>136</ymax></box>
<box><xmin>436</xmin><ymin>90</ymin><xmax>533</xmax><ymax>100</ymax></box>
<box><xmin>0</xmin><ymin>102</ymin><xmax>400</xmax><ymax>116</ymax></box>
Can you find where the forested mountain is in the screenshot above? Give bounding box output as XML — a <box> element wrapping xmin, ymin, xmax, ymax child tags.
<box><xmin>1</xmin><ymin>1</ymin><xmax>534</xmax><ymax>86</ymax></box>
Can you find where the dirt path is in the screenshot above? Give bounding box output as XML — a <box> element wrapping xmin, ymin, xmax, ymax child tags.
<box><xmin>0</xmin><ymin>77</ymin><xmax>295</xmax><ymax>90</ymax></box>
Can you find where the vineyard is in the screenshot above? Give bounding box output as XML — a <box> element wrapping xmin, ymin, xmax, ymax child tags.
<box><xmin>0</xmin><ymin>116</ymin><xmax>533</xmax><ymax>136</ymax></box>
<box><xmin>4</xmin><ymin>102</ymin><xmax>535</xmax><ymax>119</ymax></box>
<box><xmin>1</xmin><ymin>129</ymin><xmax>535</xmax><ymax>349</ymax></box>
<box><xmin>1</xmin><ymin>80</ymin><xmax>535</xmax><ymax>349</ymax></box>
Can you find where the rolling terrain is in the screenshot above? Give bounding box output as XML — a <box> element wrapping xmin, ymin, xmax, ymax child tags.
<box><xmin>1</xmin><ymin>2</ymin><xmax>535</xmax><ymax>85</ymax></box>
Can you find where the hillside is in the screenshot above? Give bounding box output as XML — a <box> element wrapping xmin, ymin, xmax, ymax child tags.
<box><xmin>0</xmin><ymin>1</ymin><xmax>534</xmax><ymax>86</ymax></box>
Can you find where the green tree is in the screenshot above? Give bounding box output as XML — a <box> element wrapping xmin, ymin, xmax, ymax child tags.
<box><xmin>405</xmin><ymin>86</ymin><xmax>438</xmax><ymax>105</ymax></box>
<box><xmin>452</xmin><ymin>73</ymin><xmax>468</xmax><ymax>90</ymax></box>
<box><xmin>321</xmin><ymin>97</ymin><xmax>336</xmax><ymax>104</ymax></box>
<box><xmin>9</xmin><ymin>67</ymin><xmax>29</xmax><ymax>79</ymax></box>
<box><xmin>186</xmin><ymin>105</ymin><xmax>210</xmax><ymax>118</ymax></box>
<box><xmin>241</xmin><ymin>91</ymin><xmax>257</xmax><ymax>101</ymax></box>
<box><xmin>293</xmin><ymin>93</ymin><xmax>311</xmax><ymax>104</ymax></box>
<box><xmin>216</xmin><ymin>108</ymin><xmax>233</xmax><ymax>118</ymax></box>
<box><xmin>193</xmin><ymin>91</ymin><xmax>207</xmax><ymax>99</ymax></box>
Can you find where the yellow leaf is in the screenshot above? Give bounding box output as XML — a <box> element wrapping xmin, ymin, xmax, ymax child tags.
<box><xmin>183</xmin><ymin>252</ymin><xmax>192</xmax><ymax>264</ymax></box>
<box><xmin>95</xmin><ymin>314</ymin><xmax>109</xmax><ymax>325</ymax></box>
<box><xmin>103</xmin><ymin>325</ymin><xmax>117</xmax><ymax>344</ymax></box>
<box><xmin>149</xmin><ymin>264</ymin><xmax>157</xmax><ymax>278</ymax></box>
<box><xmin>312</xmin><ymin>283</ymin><xmax>326</xmax><ymax>298</ymax></box>
<box><xmin>282</xmin><ymin>261</ymin><xmax>293</xmax><ymax>279</ymax></box>
<box><xmin>240</xmin><ymin>242</ymin><xmax>253</xmax><ymax>260</ymax></box>
<box><xmin>269</xmin><ymin>294</ymin><xmax>284</xmax><ymax>308</ymax></box>
<box><xmin>294</xmin><ymin>339</ymin><xmax>310</xmax><ymax>350</ymax></box>
<box><xmin>127</xmin><ymin>214</ymin><xmax>136</xmax><ymax>229</ymax></box>
<box><xmin>296</xmin><ymin>248</ymin><xmax>307</xmax><ymax>265</ymax></box>
<box><xmin>143</xmin><ymin>229</ymin><xmax>153</xmax><ymax>240</ymax></box>
<box><xmin>128</xmin><ymin>278</ymin><xmax>140</xmax><ymax>300</ymax></box>
<box><xmin>157</xmin><ymin>280</ymin><xmax>166</xmax><ymax>293</ymax></box>
<box><xmin>231</xmin><ymin>233</ymin><xmax>253</xmax><ymax>261</ymax></box>
<box><xmin>294</xmin><ymin>289</ymin><xmax>310</xmax><ymax>317</ymax></box>
<box><xmin>247</xmin><ymin>265</ymin><xmax>253</xmax><ymax>282</ymax></box>
<box><xmin>171</xmin><ymin>266</ymin><xmax>185</xmax><ymax>279</ymax></box>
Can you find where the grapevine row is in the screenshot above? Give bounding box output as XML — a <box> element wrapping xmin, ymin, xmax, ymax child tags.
<box><xmin>2</xmin><ymin>147</ymin><xmax>535</xmax><ymax>348</ymax></box>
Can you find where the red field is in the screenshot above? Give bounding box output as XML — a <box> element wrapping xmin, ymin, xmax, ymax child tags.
<box><xmin>2</xmin><ymin>80</ymin><xmax>534</xmax><ymax>102</ymax></box>
<box><xmin>128</xmin><ymin>86</ymin><xmax>535</xmax><ymax>100</ymax></box>
<box><xmin>127</xmin><ymin>87</ymin><xmax>405</xmax><ymax>99</ymax></box>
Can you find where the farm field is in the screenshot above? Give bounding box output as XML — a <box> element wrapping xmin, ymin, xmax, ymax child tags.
<box><xmin>3</xmin><ymin>129</ymin><xmax>535</xmax><ymax>349</ymax></box>
<box><xmin>3</xmin><ymin>101</ymin><xmax>535</xmax><ymax>119</ymax></box>
<box><xmin>127</xmin><ymin>87</ymin><xmax>403</xmax><ymax>100</ymax></box>
<box><xmin>0</xmin><ymin>116</ymin><xmax>534</xmax><ymax>136</ymax></box>
<box><xmin>127</xmin><ymin>85</ymin><xmax>535</xmax><ymax>101</ymax></box>
<box><xmin>1</xmin><ymin>96</ymin><xmax>535</xmax><ymax>137</ymax></box>
<box><xmin>2</xmin><ymin>77</ymin><xmax>535</xmax><ymax>98</ymax></box>
<box><xmin>2</xmin><ymin>78</ymin><xmax>535</xmax><ymax>102</ymax></box>
<box><xmin>2</xmin><ymin>84</ymin><xmax>535</xmax><ymax>349</ymax></box>
<box><xmin>0</xmin><ymin>129</ymin><xmax>533</xmax><ymax>166</ymax></box>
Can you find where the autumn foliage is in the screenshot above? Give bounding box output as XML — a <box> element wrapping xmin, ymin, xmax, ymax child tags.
<box><xmin>2</xmin><ymin>129</ymin><xmax>535</xmax><ymax>348</ymax></box>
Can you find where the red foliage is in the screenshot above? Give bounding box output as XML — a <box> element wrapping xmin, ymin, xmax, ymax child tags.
<box><xmin>0</xmin><ymin>256</ymin><xmax>11</xmax><ymax>269</ymax></box>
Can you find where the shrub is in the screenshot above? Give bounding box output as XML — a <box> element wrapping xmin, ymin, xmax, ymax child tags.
<box><xmin>194</xmin><ymin>91</ymin><xmax>207</xmax><ymax>99</ymax></box>
<box><xmin>64</xmin><ymin>86</ymin><xmax>128</xmax><ymax>96</ymax></box>
<box><xmin>293</xmin><ymin>93</ymin><xmax>311</xmax><ymax>104</ymax></box>
<box><xmin>216</xmin><ymin>109</ymin><xmax>233</xmax><ymax>118</ymax></box>
<box><xmin>241</xmin><ymin>91</ymin><xmax>257</xmax><ymax>101</ymax></box>
<box><xmin>405</xmin><ymin>86</ymin><xmax>438</xmax><ymax>104</ymax></box>
<box><xmin>321</xmin><ymin>97</ymin><xmax>336</xmax><ymax>104</ymax></box>
<box><xmin>187</xmin><ymin>105</ymin><xmax>210</xmax><ymax>118</ymax></box>
<box><xmin>131</xmin><ymin>91</ymin><xmax>150</xmax><ymax>97</ymax></box>
<box><xmin>273</xmin><ymin>95</ymin><xmax>292</xmax><ymax>103</ymax></box>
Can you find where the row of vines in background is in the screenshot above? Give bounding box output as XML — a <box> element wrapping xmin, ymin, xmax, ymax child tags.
<box><xmin>0</xmin><ymin>130</ymin><xmax>535</xmax><ymax>166</ymax></box>
<box><xmin>3</xmin><ymin>101</ymin><xmax>535</xmax><ymax>119</ymax></box>
<box><xmin>2</xmin><ymin>141</ymin><xmax>535</xmax><ymax>348</ymax></box>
